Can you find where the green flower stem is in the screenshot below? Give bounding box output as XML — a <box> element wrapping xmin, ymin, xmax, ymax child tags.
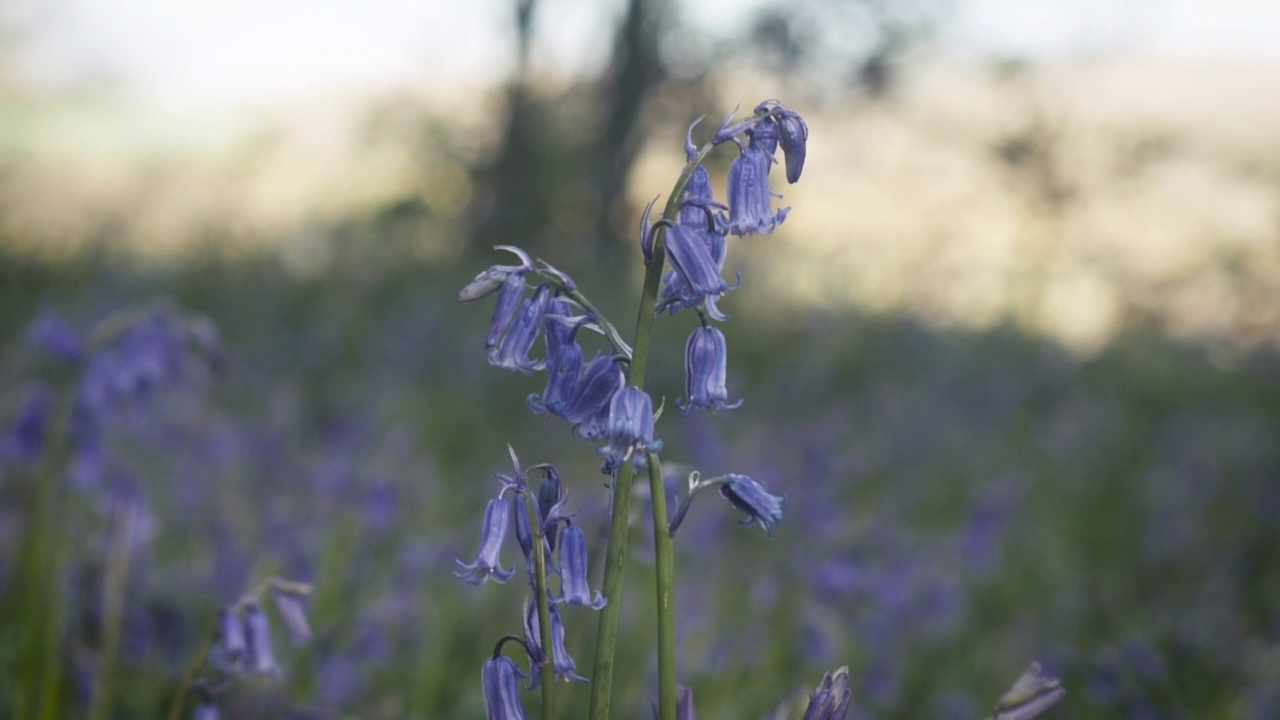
<box><xmin>88</xmin><ymin>503</ymin><xmax>139</xmax><ymax>720</ymax></box>
<box><xmin>164</xmin><ymin>633</ymin><xmax>212</xmax><ymax>720</ymax></box>
<box><xmin>523</xmin><ymin>490</ymin><xmax>558</xmax><ymax>718</ymax></box>
<box><xmin>646</xmin><ymin>452</ymin><xmax>678</xmax><ymax>720</ymax></box>
<box><xmin>589</xmin><ymin>137</ymin><xmax>719</xmax><ymax>720</ymax></box>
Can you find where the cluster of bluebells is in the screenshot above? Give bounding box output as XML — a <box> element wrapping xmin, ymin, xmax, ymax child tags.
<box><xmin>200</xmin><ymin>580</ymin><xmax>314</xmax><ymax>718</ymax></box>
<box><xmin>454</xmin><ymin>451</ymin><xmax>608</xmax><ymax>716</ymax></box>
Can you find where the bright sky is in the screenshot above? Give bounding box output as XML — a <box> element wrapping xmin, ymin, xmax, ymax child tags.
<box><xmin>4</xmin><ymin>0</ymin><xmax>1278</xmax><ymax>109</ymax></box>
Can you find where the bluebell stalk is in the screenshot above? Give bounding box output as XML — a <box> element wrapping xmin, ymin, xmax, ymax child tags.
<box><xmin>598</xmin><ymin>386</ymin><xmax>663</xmax><ymax>473</ymax></box>
<box><xmin>455</xmin><ymin>497</ymin><xmax>517</xmax><ymax>586</ymax></box>
<box><xmin>553</xmin><ymin>524</ymin><xmax>607</xmax><ymax>610</ymax></box>
<box><xmin>483</xmin><ymin>652</ymin><xmax>530</xmax><ymax>720</ymax></box>
<box><xmin>802</xmin><ymin>666</ymin><xmax>852</xmax><ymax>720</ymax></box>
<box><xmin>677</xmin><ymin>326</ymin><xmax>741</xmax><ymax>415</ymax></box>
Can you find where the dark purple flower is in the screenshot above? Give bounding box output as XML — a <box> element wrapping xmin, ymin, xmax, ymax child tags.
<box><xmin>271</xmin><ymin>584</ymin><xmax>313</xmax><ymax>646</ymax></box>
<box><xmin>553</xmin><ymin>524</ymin><xmax>606</xmax><ymax>610</ymax></box>
<box><xmin>488</xmin><ymin>284</ymin><xmax>551</xmax><ymax>374</ymax></box>
<box><xmin>678</xmin><ymin>326</ymin><xmax>742</xmax><ymax>415</ymax></box>
<box><xmin>482</xmin><ymin>655</ymin><xmax>529</xmax><ymax>720</ymax></box>
<box><xmin>719</xmin><ymin>474</ymin><xmax>785</xmax><ymax>536</ymax></box>
<box><xmin>455</xmin><ymin>497</ymin><xmax>516</xmax><ymax>586</ymax></box>
<box><xmin>598</xmin><ymin>386</ymin><xmax>663</xmax><ymax>474</ymax></box>
<box><xmin>459</xmin><ymin>246</ymin><xmax>534</xmax><ymax>303</ymax></box>
<box><xmin>994</xmin><ymin>662</ymin><xmax>1065</xmax><ymax>720</ymax></box>
<box><xmin>756</xmin><ymin>100</ymin><xmax>809</xmax><ymax>183</ymax></box>
<box><xmin>653</xmin><ymin>686</ymin><xmax>697</xmax><ymax>720</ymax></box>
<box><xmin>723</xmin><ymin>121</ymin><xmax>789</xmax><ymax>236</ymax></box>
<box><xmin>803</xmin><ymin>666</ymin><xmax>852</xmax><ymax>720</ymax></box>
<box><xmin>485</xmin><ymin>272</ymin><xmax>527</xmax><ymax>350</ymax></box>
<box><xmin>524</xmin><ymin>600</ymin><xmax>587</xmax><ymax>687</ymax></box>
<box><xmin>244</xmin><ymin>603</ymin><xmax>281</xmax><ymax>676</ymax></box>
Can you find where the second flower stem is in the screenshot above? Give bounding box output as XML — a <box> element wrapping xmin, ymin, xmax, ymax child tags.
<box><xmin>646</xmin><ymin>452</ymin><xmax>677</xmax><ymax>720</ymax></box>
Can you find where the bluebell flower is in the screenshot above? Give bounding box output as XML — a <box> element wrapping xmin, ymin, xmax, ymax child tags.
<box><xmin>488</xmin><ymin>284</ymin><xmax>551</xmax><ymax>374</ymax></box>
<box><xmin>723</xmin><ymin>120</ymin><xmax>789</xmax><ymax>236</ymax></box>
<box><xmin>271</xmin><ymin>584</ymin><xmax>313</xmax><ymax>646</ymax></box>
<box><xmin>802</xmin><ymin>666</ymin><xmax>852</xmax><ymax>720</ymax></box>
<box><xmin>243</xmin><ymin>603</ymin><xmax>282</xmax><ymax>676</ymax></box>
<box><xmin>191</xmin><ymin>702</ymin><xmax>219</xmax><ymax>720</ymax></box>
<box><xmin>719</xmin><ymin>474</ymin><xmax>785</xmax><ymax>536</ymax></box>
<box><xmin>214</xmin><ymin>606</ymin><xmax>248</xmax><ymax>670</ymax></box>
<box><xmin>524</xmin><ymin>600</ymin><xmax>587</xmax><ymax>687</ymax></box>
<box><xmin>527</xmin><ymin>334</ymin><xmax>582</xmax><ymax>417</ymax></box>
<box><xmin>459</xmin><ymin>245</ymin><xmax>534</xmax><ymax>303</ymax></box>
<box><xmin>537</xmin><ymin>466</ymin><xmax>568</xmax><ymax>539</ymax></box>
<box><xmin>659</xmin><ymin>222</ymin><xmax>738</xmax><ymax>321</ymax></box>
<box><xmin>455</xmin><ymin>497</ymin><xmax>516</xmax><ymax>585</ymax></box>
<box><xmin>482</xmin><ymin>655</ymin><xmax>529</xmax><ymax>720</ymax></box>
<box><xmin>653</xmin><ymin>686</ymin><xmax>697</xmax><ymax>720</ymax></box>
<box><xmin>756</xmin><ymin>100</ymin><xmax>808</xmax><ymax>183</ymax></box>
<box><xmin>563</xmin><ymin>353</ymin><xmax>625</xmax><ymax>437</ymax></box>
<box><xmin>553</xmin><ymin>524</ymin><xmax>606</xmax><ymax>610</ymax></box>
<box><xmin>598</xmin><ymin>386</ymin><xmax>663</xmax><ymax>474</ymax></box>
<box><xmin>485</xmin><ymin>273</ymin><xmax>527</xmax><ymax>350</ymax></box>
<box><xmin>678</xmin><ymin>326</ymin><xmax>742</xmax><ymax>415</ymax></box>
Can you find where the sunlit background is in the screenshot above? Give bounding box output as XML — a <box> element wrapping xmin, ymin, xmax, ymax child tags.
<box><xmin>2</xmin><ymin>0</ymin><xmax>1279</xmax><ymax>717</ymax></box>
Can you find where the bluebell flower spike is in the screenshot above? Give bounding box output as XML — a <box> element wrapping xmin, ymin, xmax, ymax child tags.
<box><xmin>719</xmin><ymin>474</ymin><xmax>785</xmax><ymax>536</ymax></box>
<box><xmin>454</xmin><ymin>496</ymin><xmax>517</xmax><ymax>586</ymax></box>
<box><xmin>678</xmin><ymin>326</ymin><xmax>742</xmax><ymax>415</ymax></box>
<box><xmin>553</xmin><ymin>524</ymin><xmax>607</xmax><ymax>610</ymax></box>
<box><xmin>802</xmin><ymin>666</ymin><xmax>852</xmax><ymax>720</ymax></box>
<box><xmin>482</xmin><ymin>654</ymin><xmax>529</xmax><ymax>720</ymax></box>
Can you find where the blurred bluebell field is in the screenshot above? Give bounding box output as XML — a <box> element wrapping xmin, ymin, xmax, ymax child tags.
<box><xmin>2</xmin><ymin>0</ymin><xmax>1280</xmax><ymax>717</ymax></box>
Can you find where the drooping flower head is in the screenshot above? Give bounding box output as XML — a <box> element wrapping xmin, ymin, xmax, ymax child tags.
<box><xmin>723</xmin><ymin>119</ymin><xmax>790</xmax><ymax>237</ymax></box>
<box><xmin>271</xmin><ymin>582</ymin><xmax>313</xmax><ymax>646</ymax></box>
<box><xmin>455</xmin><ymin>496</ymin><xmax>517</xmax><ymax>586</ymax></box>
<box><xmin>598</xmin><ymin>386</ymin><xmax>663</xmax><ymax>474</ymax></box>
<box><xmin>482</xmin><ymin>655</ymin><xmax>529</xmax><ymax>720</ymax></box>
<box><xmin>756</xmin><ymin>100</ymin><xmax>809</xmax><ymax>183</ymax></box>
<box><xmin>652</xmin><ymin>686</ymin><xmax>697</xmax><ymax>720</ymax></box>
<box><xmin>678</xmin><ymin>326</ymin><xmax>742</xmax><ymax>415</ymax></box>
<box><xmin>563</xmin><ymin>353</ymin><xmax>626</xmax><ymax>438</ymax></box>
<box><xmin>659</xmin><ymin>222</ymin><xmax>738</xmax><ymax>321</ymax></box>
<box><xmin>719</xmin><ymin>474</ymin><xmax>786</xmax><ymax>536</ymax></box>
<box><xmin>213</xmin><ymin>606</ymin><xmax>248</xmax><ymax>670</ymax></box>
